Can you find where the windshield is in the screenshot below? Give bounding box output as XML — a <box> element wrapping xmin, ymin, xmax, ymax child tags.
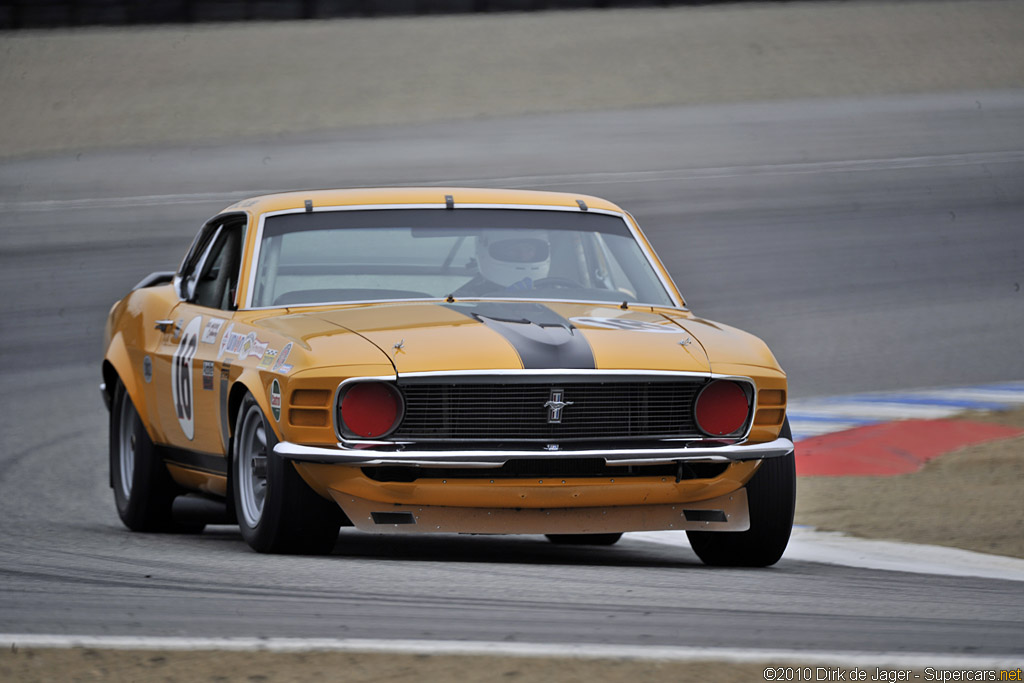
<box><xmin>250</xmin><ymin>209</ymin><xmax>675</xmax><ymax>308</ymax></box>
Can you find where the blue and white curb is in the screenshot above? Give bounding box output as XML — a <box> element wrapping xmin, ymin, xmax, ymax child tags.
<box><xmin>787</xmin><ymin>381</ymin><xmax>1024</xmax><ymax>442</ymax></box>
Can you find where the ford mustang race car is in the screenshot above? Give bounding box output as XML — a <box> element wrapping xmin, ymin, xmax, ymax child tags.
<box><xmin>101</xmin><ymin>188</ymin><xmax>795</xmax><ymax>565</ymax></box>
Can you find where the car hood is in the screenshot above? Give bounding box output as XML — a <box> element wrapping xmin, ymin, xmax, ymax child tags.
<box><xmin>274</xmin><ymin>300</ymin><xmax>713</xmax><ymax>376</ymax></box>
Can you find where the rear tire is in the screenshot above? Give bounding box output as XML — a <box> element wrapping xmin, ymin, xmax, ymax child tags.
<box><xmin>232</xmin><ymin>393</ymin><xmax>341</xmax><ymax>554</ymax></box>
<box><xmin>110</xmin><ymin>379</ymin><xmax>200</xmax><ymax>532</ymax></box>
<box><xmin>545</xmin><ymin>533</ymin><xmax>623</xmax><ymax>546</ymax></box>
<box><xmin>686</xmin><ymin>419</ymin><xmax>796</xmax><ymax>567</ymax></box>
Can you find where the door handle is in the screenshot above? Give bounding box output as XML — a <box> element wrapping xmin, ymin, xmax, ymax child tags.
<box><xmin>154</xmin><ymin>319</ymin><xmax>175</xmax><ymax>332</ymax></box>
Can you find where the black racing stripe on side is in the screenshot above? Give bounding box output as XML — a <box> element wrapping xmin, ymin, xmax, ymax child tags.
<box><xmin>163</xmin><ymin>447</ymin><xmax>228</xmax><ymax>477</ymax></box>
<box><xmin>443</xmin><ymin>301</ymin><xmax>596</xmax><ymax>369</ymax></box>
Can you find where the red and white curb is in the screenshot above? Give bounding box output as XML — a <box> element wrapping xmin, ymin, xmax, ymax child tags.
<box><xmin>786</xmin><ymin>382</ymin><xmax>1024</xmax><ymax>476</ymax></box>
<box><xmin>787</xmin><ymin>381</ymin><xmax>1024</xmax><ymax>441</ymax></box>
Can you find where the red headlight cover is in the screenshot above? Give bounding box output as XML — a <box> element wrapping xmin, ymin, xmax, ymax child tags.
<box><xmin>340</xmin><ymin>382</ymin><xmax>401</xmax><ymax>438</ymax></box>
<box><xmin>695</xmin><ymin>380</ymin><xmax>750</xmax><ymax>437</ymax></box>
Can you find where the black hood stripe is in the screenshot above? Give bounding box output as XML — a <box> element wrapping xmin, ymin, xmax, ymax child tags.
<box><xmin>444</xmin><ymin>302</ymin><xmax>596</xmax><ymax>370</ymax></box>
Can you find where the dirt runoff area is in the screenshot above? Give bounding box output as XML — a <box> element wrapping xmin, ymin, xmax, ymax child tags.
<box><xmin>0</xmin><ymin>648</ymin><xmax>812</xmax><ymax>683</ymax></box>
<box><xmin>2</xmin><ymin>0</ymin><xmax>1024</xmax><ymax>158</ymax></box>
<box><xmin>796</xmin><ymin>406</ymin><xmax>1024</xmax><ymax>559</ymax></box>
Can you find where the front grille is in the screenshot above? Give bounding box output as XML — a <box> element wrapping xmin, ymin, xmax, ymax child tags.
<box><xmin>362</xmin><ymin>460</ymin><xmax>729</xmax><ymax>482</ymax></box>
<box><xmin>391</xmin><ymin>379</ymin><xmax>704</xmax><ymax>442</ymax></box>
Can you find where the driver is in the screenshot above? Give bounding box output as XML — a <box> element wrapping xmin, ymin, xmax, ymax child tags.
<box><xmin>455</xmin><ymin>230</ymin><xmax>551</xmax><ymax>295</ymax></box>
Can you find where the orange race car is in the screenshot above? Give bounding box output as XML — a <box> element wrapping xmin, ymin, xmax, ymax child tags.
<box><xmin>101</xmin><ymin>188</ymin><xmax>794</xmax><ymax>565</ymax></box>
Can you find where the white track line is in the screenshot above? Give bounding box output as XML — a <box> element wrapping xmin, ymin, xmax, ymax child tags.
<box><xmin>0</xmin><ymin>634</ymin><xmax>1019</xmax><ymax>669</ymax></box>
<box><xmin>631</xmin><ymin>528</ymin><xmax>1024</xmax><ymax>583</ymax></box>
<box><xmin>5</xmin><ymin>150</ymin><xmax>1024</xmax><ymax>212</ymax></box>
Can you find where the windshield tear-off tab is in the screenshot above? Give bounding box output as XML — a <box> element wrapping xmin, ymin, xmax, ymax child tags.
<box><xmin>304</xmin><ymin>199</ymin><xmax>313</xmax><ymax>213</ymax></box>
<box><xmin>576</xmin><ymin>199</ymin><xmax>588</xmax><ymax>211</ymax></box>
<box><xmin>445</xmin><ymin>195</ymin><xmax>454</xmax><ymax>210</ymax></box>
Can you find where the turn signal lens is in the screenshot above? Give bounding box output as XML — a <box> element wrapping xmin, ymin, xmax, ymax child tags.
<box><xmin>695</xmin><ymin>380</ymin><xmax>750</xmax><ymax>437</ymax></box>
<box><xmin>339</xmin><ymin>382</ymin><xmax>402</xmax><ymax>439</ymax></box>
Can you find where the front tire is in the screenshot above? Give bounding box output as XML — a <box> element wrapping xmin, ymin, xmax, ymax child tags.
<box><xmin>686</xmin><ymin>419</ymin><xmax>796</xmax><ymax>567</ymax></box>
<box><xmin>110</xmin><ymin>379</ymin><xmax>194</xmax><ymax>532</ymax></box>
<box><xmin>232</xmin><ymin>393</ymin><xmax>341</xmax><ymax>554</ymax></box>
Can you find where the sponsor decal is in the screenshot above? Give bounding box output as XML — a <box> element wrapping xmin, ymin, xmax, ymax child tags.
<box><xmin>171</xmin><ymin>318</ymin><xmax>185</xmax><ymax>341</ymax></box>
<box><xmin>258</xmin><ymin>348</ymin><xmax>278</xmax><ymax>369</ymax></box>
<box><xmin>236</xmin><ymin>332</ymin><xmax>269</xmax><ymax>361</ymax></box>
<box><xmin>202</xmin><ymin>361</ymin><xmax>215</xmax><ymax>391</ymax></box>
<box><xmin>218</xmin><ymin>322</ymin><xmax>242</xmax><ymax>359</ymax></box>
<box><xmin>171</xmin><ymin>316</ymin><xmax>203</xmax><ymax>440</ymax></box>
<box><xmin>270</xmin><ymin>379</ymin><xmax>282</xmax><ymax>422</ymax></box>
<box><xmin>220</xmin><ymin>359</ymin><xmax>232</xmax><ymax>383</ymax></box>
<box><xmin>237</xmin><ymin>332</ymin><xmax>257</xmax><ymax>360</ymax></box>
<box><xmin>218</xmin><ymin>322</ymin><xmax>234</xmax><ymax>358</ymax></box>
<box><xmin>249</xmin><ymin>341</ymin><xmax>268</xmax><ymax>359</ymax></box>
<box><xmin>142</xmin><ymin>355</ymin><xmax>153</xmax><ymax>384</ymax></box>
<box><xmin>569</xmin><ymin>316</ymin><xmax>681</xmax><ymax>333</ymax></box>
<box><xmin>272</xmin><ymin>342</ymin><xmax>293</xmax><ymax>374</ymax></box>
<box><xmin>201</xmin><ymin>318</ymin><xmax>225</xmax><ymax>344</ymax></box>
<box><xmin>225</xmin><ymin>336</ymin><xmax>244</xmax><ymax>358</ymax></box>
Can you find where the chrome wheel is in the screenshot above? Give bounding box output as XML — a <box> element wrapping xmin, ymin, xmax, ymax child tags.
<box><xmin>117</xmin><ymin>392</ymin><xmax>137</xmax><ymax>500</ymax></box>
<box><xmin>232</xmin><ymin>392</ymin><xmax>343</xmax><ymax>554</ymax></box>
<box><xmin>236</xmin><ymin>404</ymin><xmax>269</xmax><ymax>528</ymax></box>
<box><xmin>110</xmin><ymin>379</ymin><xmax>185</xmax><ymax>532</ymax></box>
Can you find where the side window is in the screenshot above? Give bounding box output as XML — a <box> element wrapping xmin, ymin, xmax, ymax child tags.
<box><xmin>179</xmin><ymin>218</ymin><xmax>245</xmax><ymax>310</ymax></box>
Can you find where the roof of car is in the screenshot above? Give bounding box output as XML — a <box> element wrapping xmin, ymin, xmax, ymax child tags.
<box><xmin>223</xmin><ymin>187</ymin><xmax>626</xmax><ymax>216</ymax></box>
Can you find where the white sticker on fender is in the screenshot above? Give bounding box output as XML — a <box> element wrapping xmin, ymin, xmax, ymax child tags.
<box><xmin>171</xmin><ymin>316</ymin><xmax>203</xmax><ymax>440</ymax></box>
<box><xmin>201</xmin><ymin>317</ymin><xmax>225</xmax><ymax>344</ymax></box>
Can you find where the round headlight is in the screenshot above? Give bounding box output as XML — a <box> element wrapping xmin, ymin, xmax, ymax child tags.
<box><xmin>694</xmin><ymin>380</ymin><xmax>750</xmax><ymax>437</ymax></box>
<box><xmin>339</xmin><ymin>382</ymin><xmax>402</xmax><ymax>439</ymax></box>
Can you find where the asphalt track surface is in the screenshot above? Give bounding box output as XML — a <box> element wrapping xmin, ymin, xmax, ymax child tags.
<box><xmin>1</xmin><ymin>91</ymin><xmax>1023</xmax><ymax>656</ymax></box>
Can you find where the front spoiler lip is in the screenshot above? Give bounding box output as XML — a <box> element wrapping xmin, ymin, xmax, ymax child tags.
<box><xmin>274</xmin><ymin>436</ymin><xmax>794</xmax><ymax>468</ymax></box>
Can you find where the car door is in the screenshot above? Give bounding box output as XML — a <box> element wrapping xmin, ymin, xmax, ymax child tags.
<box><xmin>153</xmin><ymin>215</ymin><xmax>246</xmax><ymax>458</ymax></box>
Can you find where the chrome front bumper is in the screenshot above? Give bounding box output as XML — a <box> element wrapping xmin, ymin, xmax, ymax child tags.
<box><xmin>274</xmin><ymin>437</ymin><xmax>794</xmax><ymax>468</ymax></box>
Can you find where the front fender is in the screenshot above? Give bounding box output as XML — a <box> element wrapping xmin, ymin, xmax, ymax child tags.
<box><xmin>229</xmin><ymin>368</ymin><xmax>279</xmax><ymax>441</ymax></box>
<box><xmin>103</xmin><ymin>332</ymin><xmax>157</xmax><ymax>442</ymax></box>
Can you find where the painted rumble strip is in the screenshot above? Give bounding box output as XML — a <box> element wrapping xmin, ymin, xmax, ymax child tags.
<box><xmin>796</xmin><ymin>419</ymin><xmax>1023</xmax><ymax>476</ymax></box>
<box><xmin>785</xmin><ymin>382</ymin><xmax>1024</xmax><ymax>476</ymax></box>
<box><xmin>787</xmin><ymin>381</ymin><xmax>1024</xmax><ymax>441</ymax></box>
<box><xmin>0</xmin><ymin>635</ymin><xmax>1020</xmax><ymax>669</ymax></box>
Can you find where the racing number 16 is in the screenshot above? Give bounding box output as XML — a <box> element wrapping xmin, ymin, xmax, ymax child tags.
<box><xmin>171</xmin><ymin>317</ymin><xmax>202</xmax><ymax>440</ymax></box>
<box><xmin>174</xmin><ymin>333</ymin><xmax>197</xmax><ymax>420</ymax></box>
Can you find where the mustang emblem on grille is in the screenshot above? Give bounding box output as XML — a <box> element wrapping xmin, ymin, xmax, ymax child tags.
<box><xmin>544</xmin><ymin>389</ymin><xmax>574</xmax><ymax>424</ymax></box>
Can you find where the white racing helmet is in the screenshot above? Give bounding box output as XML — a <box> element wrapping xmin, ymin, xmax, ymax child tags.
<box><xmin>475</xmin><ymin>230</ymin><xmax>550</xmax><ymax>288</ymax></box>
